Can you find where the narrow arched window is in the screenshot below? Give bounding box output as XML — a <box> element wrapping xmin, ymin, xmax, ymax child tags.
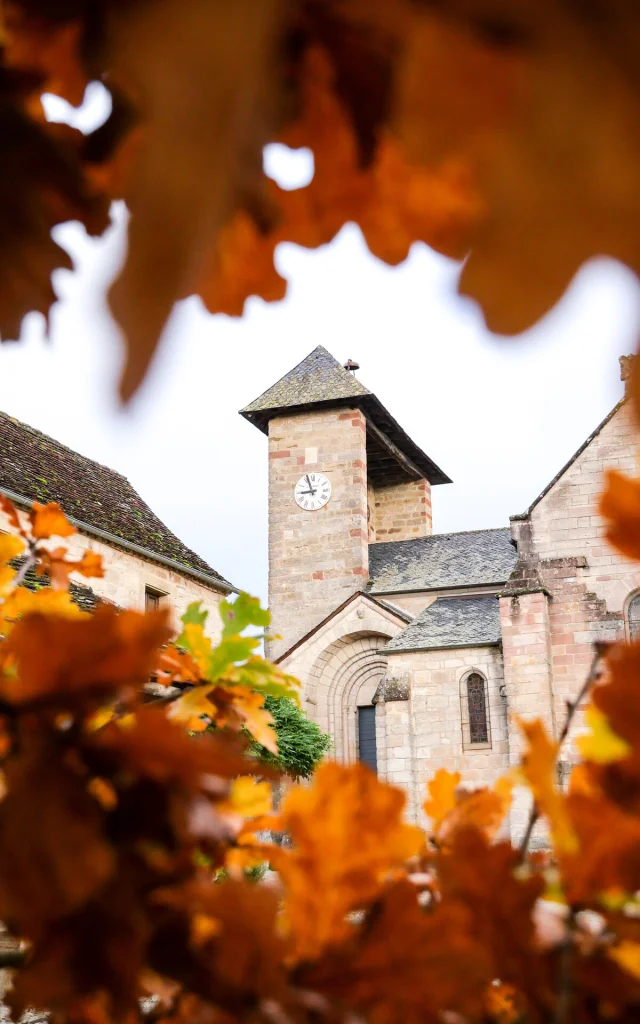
<box><xmin>628</xmin><ymin>594</ymin><xmax>640</xmax><ymax>642</ymax></box>
<box><xmin>460</xmin><ymin>672</ymin><xmax>490</xmax><ymax>748</ymax></box>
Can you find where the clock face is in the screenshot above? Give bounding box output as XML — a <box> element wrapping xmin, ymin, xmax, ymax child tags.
<box><xmin>294</xmin><ymin>473</ymin><xmax>331</xmax><ymax>511</ymax></box>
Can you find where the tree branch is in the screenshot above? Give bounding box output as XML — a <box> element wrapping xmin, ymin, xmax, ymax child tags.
<box><xmin>519</xmin><ymin>644</ymin><xmax>606</xmax><ymax>858</ymax></box>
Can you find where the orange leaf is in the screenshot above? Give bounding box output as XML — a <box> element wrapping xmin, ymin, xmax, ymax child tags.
<box><xmin>424</xmin><ymin>769</ymin><xmax>461</xmax><ymax>829</ymax></box>
<box><xmin>518</xmin><ymin>718</ymin><xmax>578</xmax><ymax>855</ymax></box>
<box><xmin>600</xmin><ymin>470</ymin><xmax>640</xmax><ymax>563</ymax></box>
<box><xmin>0</xmin><ymin>605</ymin><xmax>171</xmax><ymax>706</ymax></box>
<box><xmin>272</xmin><ymin>762</ymin><xmax>423</xmax><ymax>960</ymax></box>
<box><xmin>28</xmin><ymin>502</ymin><xmax>75</xmax><ymax>540</ymax></box>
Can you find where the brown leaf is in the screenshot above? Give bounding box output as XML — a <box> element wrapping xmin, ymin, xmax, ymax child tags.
<box><xmin>3</xmin><ymin>2</ymin><xmax>88</xmax><ymax>106</ymax></box>
<box><xmin>437</xmin><ymin>828</ymin><xmax>546</xmax><ymax>1000</ymax></box>
<box><xmin>0</xmin><ymin>95</ymin><xmax>109</xmax><ymax>340</ymax></box>
<box><xmin>106</xmin><ymin>0</ymin><xmax>287</xmax><ymax>400</ymax></box>
<box><xmin>391</xmin><ymin>1</ymin><xmax>640</xmax><ymax>334</ymax></box>
<box><xmin>306</xmin><ymin>881</ymin><xmax>491</xmax><ymax>1024</ymax></box>
<box><xmin>87</xmin><ymin>706</ymin><xmax>256</xmax><ymax>790</ymax></box>
<box><xmin>0</xmin><ymin>605</ymin><xmax>171</xmax><ymax>706</ymax></box>
<box><xmin>0</xmin><ymin>727</ymin><xmax>115</xmax><ymax>939</ymax></box>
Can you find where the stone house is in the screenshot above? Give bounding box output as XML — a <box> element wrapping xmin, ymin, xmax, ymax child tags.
<box><xmin>242</xmin><ymin>346</ymin><xmax>639</xmax><ymax>835</ymax></box>
<box><xmin>0</xmin><ymin>411</ymin><xmax>234</xmax><ymax>637</ymax></box>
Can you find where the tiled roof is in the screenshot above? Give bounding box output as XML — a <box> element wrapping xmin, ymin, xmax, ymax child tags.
<box><xmin>240</xmin><ymin>346</ymin><xmax>451</xmax><ymax>485</ymax></box>
<box><xmin>368</xmin><ymin>528</ymin><xmax>517</xmax><ymax>594</ymax></box>
<box><xmin>16</xmin><ymin>560</ymin><xmax>99</xmax><ymax>612</ymax></box>
<box><xmin>241</xmin><ymin>346</ymin><xmax>370</xmax><ymax>414</ymax></box>
<box><xmin>0</xmin><ymin>411</ymin><xmax>230</xmax><ymax>589</ymax></box>
<box><xmin>384</xmin><ymin>596</ymin><xmax>502</xmax><ymax>652</ymax></box>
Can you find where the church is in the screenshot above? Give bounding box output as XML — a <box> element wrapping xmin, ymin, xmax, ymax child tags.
<box><xmin>242</xmin><ymin>346</ymin><xmax>640</xmax><ymax>831</ymax></box>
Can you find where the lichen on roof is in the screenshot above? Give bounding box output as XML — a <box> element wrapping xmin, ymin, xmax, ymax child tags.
<box><xmin>241</xmin><ymin>345</ymin><xmax>370</xmax><ymax>416</ymax></box>
<box><xmin>0</xmin><ymin>412</ymin><xmax>228</xmax><ymax>588</ymax></box>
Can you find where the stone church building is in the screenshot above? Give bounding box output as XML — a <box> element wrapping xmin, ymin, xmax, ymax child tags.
<box><xmin>242</xmin><ymin>346</ymin><xmax>640</xmax><ymax>828</ymax></box>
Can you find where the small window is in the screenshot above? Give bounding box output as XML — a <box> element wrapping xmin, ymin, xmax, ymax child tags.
<box><xmin>628</xmin><ymin>593</ymin><xmax>640</xmax><ymax>642</ymax></box>
<box><xmin>460</xmin><ymin>671</ymin><xmax>491</xmax><ymax>748</ymax></box>
<box><xmin>145</xmin><ymin>586</ymin><xmax>165</xmax><ymax>612</ymax></box>
<box><xmin>358</xmin><ymin>705</ymin><xmax>377</xmax><ymax>773</ymax></box>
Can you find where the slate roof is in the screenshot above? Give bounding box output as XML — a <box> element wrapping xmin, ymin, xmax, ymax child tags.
<box><xmin>240</xmin><ymin>346</ymin><xmax>451</xmax><ymax>485</ymax></box>
<box><xmin>0</xmin><ymin>411</ymin><xmax>230</xmax><ymax>589</ymax></box>
<box><xmin>242</xmin><ymin>345</ymin><xmax>370</xmax><ymax>413</ymax></box>
<box><xmin>384</xmin><ymin>596</ymin><xmax>502</xmax><ymax>652</ymax></box>
<box><xmin>368</xmin><ymin>528</ymin><xmax>517</xmax><ymax>594</ymax></box>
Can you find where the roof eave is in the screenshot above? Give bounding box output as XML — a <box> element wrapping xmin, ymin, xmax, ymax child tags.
<box><xmin>240</xmin><ymin>394</ymin><xmax>452</xmax><ymax>486</ymax></box>
<box><xmin>383</xmin><ymin>640</ymin><xmax>501</xmax><ymax>655</ymax></box>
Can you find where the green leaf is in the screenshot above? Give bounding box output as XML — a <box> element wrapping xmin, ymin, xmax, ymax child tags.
<box><xmin>208</xmin><ymin>635</ymin><xmax>260</xmax><ymax>680</ymax></box>
<box><xmin>235</xmin><ymin>659</ymin><xmax>300</xmax><ymax>704</ymax></box>
<box><xmin>177</xmin><ymin>601</ymin><xmax>209</xmax><ymax>646</ymax></box>
<box><xmin>220</xmin><ymin>592</ymin><xmax>271</xmax><ymax>639</ymax></box>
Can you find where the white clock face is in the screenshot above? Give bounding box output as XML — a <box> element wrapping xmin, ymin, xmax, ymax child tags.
<box><xmin>294</xmin><ymin>473</ymin><xmax>331</xmax><ymax>511</ymax></box>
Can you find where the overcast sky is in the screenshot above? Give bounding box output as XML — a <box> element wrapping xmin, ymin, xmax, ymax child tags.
<box><xmin>2</xmin><ymin>91</ymin><xmax>640</xmax><ymax>601</ymax></box>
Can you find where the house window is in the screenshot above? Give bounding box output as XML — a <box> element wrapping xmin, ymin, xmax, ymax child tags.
<box><xmin>145</xmin><ymin>586</ymin><xmax>165</xmax><ymax>612</ymax></box>
<box><xmin>358</xmin><ymin>705</ymin><xmax>377</xmax><ymax>773</ymax></box>
<box><xmin>628</xmin><ymin>593</ymin><xmax>640</xmax><ymax>642</ymax></box>
<box><xmin>460</xmin><ymin>671</ymin><xmax>490</xmax><ymax>748</ymax></box>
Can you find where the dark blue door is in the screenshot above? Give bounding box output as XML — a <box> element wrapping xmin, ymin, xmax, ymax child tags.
<box><xmin>358</xmin><ymin>705</ymin><xmax>377</xmax><ymax>773</ymax></box>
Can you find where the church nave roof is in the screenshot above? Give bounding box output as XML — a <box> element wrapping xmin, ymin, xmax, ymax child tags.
<box><xmin>384</xmin><ymin>595</ymin><xmax>502</xmax><ymax>652</ymax></box>
<box><xmin>368</xmin><ymin>528</ymin><xmax>516</xmax><ymax>594</ymax></box>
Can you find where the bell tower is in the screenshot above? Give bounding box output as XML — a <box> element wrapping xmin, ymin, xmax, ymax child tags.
<box><xmin>241</xmin><ymin>346</ymin><xmax>450</xmax><ymax>660</ymax></box>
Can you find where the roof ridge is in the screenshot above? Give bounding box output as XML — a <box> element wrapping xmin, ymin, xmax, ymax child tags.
<box><xmin>511</xmin><ymin>399</ymin><xmax>624</xmax><ymax>521</ymax></box>
<box><xmin>0</xmin><ymin>411</ymin><xmax>128</xmax><ymax>482</ymax></box>
<box><xmin>370</xmin><ymin>527</ymin><xmax>510</xmax><ymax>549</ymax></box>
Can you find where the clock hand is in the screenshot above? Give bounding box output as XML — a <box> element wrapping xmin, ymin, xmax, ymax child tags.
<box><xmin>305</xmin><ymin>474</ymin><xmax>316</xmax><ymax>494</ymax></box>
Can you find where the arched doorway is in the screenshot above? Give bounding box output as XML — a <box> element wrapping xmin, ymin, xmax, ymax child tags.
<box><xmin>308</xmin><ymin>631</ymin><xmax>391</xmax><ymax>764</ymax></box>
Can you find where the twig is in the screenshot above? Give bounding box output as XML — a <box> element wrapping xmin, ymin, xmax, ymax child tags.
<box><xmin>12</xmin><ymin>545</ymin><xmax>38</xmax><ymax>590</ymax></box>
<box><xmin>554</xmin><ymin>911</ymin><xmax>577</xmax><ymax>1024</ymax></box>
<box><xmin>519</xmin><ymin>645</ymin><xmax>606</xmax><ymax>858</ymax></box>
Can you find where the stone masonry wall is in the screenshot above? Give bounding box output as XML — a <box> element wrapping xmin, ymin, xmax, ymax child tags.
<box><xmin>267</xmin><ymin>408</ymin><xmax>369</xmax><ymax>660</ymax></box>
<box><xmin>507</xmin><ymin>403</ymin><xmax>638</xmax><ymax>763</ymax></box>
<box><xmin>0</xmin><ymin>506</ymin><xmax>226</xmax><ymax>640</ymax></box>
<box><xmin>372</xmin><ymin>478</ymin><xmax>432</xmax><ymax>541</ymax></box>
<box><xmin>381</xmin><ymin>646</ymin><xmax>507</xmax><ymax>822</ymax></box>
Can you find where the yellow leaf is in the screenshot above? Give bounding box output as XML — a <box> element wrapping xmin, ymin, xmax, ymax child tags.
<box><xmin>518</xmin><ymin>718</ymin><xmax>578</xmax><ymax>856</ymax></box>
<box><xmin>182</xmin><ymin>622</ymin><xmax>212</xmax><ymax>675</ymax></box>
<box><xmin>168</xmin><ymin>684</ymin><xmax>216</xmax><ymax>731</ymax></box>
<box><xmin>576</xmin><ymin>706</ymin><xmax>632</xmax><ymax>765</ymax></box>
<box><xmin>0</xmin><ymin>588</ymin><xmax>88</xmax><ymax>636</ymax></box>
<box><xmin>610</xmin><ymin>940</ymin><xmax>640</xmax><ymax>980</ymax></box>
<box><xmin>424</xmin><ymin>769</ymin><xmax>461</xmax><ymax>829</ymax></box>
<box><xmin>227</xmin><ymin>777</ymin><xmax>272</xmax><ymax>819</ymax></box>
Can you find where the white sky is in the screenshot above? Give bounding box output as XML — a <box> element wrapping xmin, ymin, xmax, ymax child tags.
<box><xmin>3</xmin><ymin>90</ymin><xmax>640</xmax><ymax>600</ymax></box>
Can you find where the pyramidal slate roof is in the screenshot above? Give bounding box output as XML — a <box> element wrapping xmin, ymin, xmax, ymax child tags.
<box><xmin>384</xmin><ymin>596</ymin><xmax>502</xmax><ymax>652</ymax></box>
<box><xmin>368</xmin><ymin>528</ymin><xmax>516</xmax><ymax>594</ymax></box>
<box><xmin>240</xmin><ymin>346</ymin><xmax>451</xmax><ymax>485</ymax></box>
<box><xmin>0</xmin><ymin>411</ymin><xmax>231</xmax><ymax>590</ymax></box>
<box><xmin>242</xmin><ymin>345</ymin><xmax>371</xmax><ymax>413</ymax></box>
